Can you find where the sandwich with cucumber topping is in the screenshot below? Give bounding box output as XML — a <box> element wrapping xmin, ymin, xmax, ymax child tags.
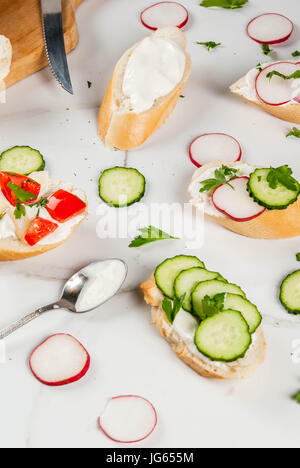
<box><xmin>188</xmin><ymin>161</ymin><xmax>300</xmax><ymax>239</ymax></box>
<box><xmin>0</xmin><ymin>146</ymin><xmax>87</xmax><ymax>260</ymax></box>
<box><xmin>141</xmin><ymin>255</ymin><xmax>266</xmax><ymax>380</ymax></box>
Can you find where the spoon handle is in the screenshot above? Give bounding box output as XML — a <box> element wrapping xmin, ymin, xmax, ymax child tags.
<box><xmin>0</xmin><ymin>303</ymin><xmax>60</xmax><ymax>339</ymax></box>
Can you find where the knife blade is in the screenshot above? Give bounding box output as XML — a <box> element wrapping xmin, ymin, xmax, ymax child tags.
<box><xmin>41</xmin><ymin>0</ymin><xmax>73</xmax><ymax>94</ymax></box>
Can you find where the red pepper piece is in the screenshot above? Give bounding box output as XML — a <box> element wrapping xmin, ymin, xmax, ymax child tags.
<box><xmin>46</xmin><ymin>189</ymin><xmax>86</xmax><ymax>223</ymax></box>
<box><xmin>25</xmin><ymin>217</ymin><xmax>58</xmax><ymax>246</ymax></box>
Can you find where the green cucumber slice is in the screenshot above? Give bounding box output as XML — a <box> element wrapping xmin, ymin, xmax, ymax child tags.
<box><xmin>248</xmin><ymin>168</ymin><xmax>300</xmax><ymax>210</ymax></box>
<box><xmin>192</xmin><ymin>279</ymin><xmax>245</xmax><ymax>320</ymax></box>
<box><xmin>223</xmin><ymin>293</ymin><xmax>261</xmax><ymax>334</ymax></box>
<box><xmin>194</xmin><ymin>310</ymin><xmax>251</xmax><ymax>362</ymax></box>
<box><xmin>155</xmin><ymin>255</ymin><xmax>205</xmax><ymax>299</ymax></box>
<box><xmin>0</xmin><ymin>146</ymin><xmax>45</xmax><ymax>175</ymax></box>
<box><xmin>280</xmin><ymin>270</ymin><xmax>300</xmax><ymax>314</ymax></box>
<box><xmin>99</xmin><ymin>167</ymin><xmax>145</xmax><ymax>207</ymax></box>
<box><xmin>174</xmin><ymin>267</ymin><xmax>226</xmax><ymax>312</ymax></box>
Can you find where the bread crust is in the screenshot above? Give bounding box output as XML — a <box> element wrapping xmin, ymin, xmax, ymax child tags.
<box><xmin>189</xmin><ymin>161</ymin><xmax>300</xmax><ymax>239</ymax></box>
<box><xmin>98</xmin><ymin>27</ymin><xmax>192</xmax><ymax>150</ymax></box>
<box><xmin>230</xmin><ymin>79</ymin><xmax>300</xmax><ymax>124</ymax></box>
<box><xmin>141</xmin><ymin>274</ymin><xmax>266</xmax><ymax>380</ymax></box>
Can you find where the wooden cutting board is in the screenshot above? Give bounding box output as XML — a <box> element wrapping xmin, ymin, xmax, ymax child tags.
<box><xmin>0</xmin><ymin>0</ymin><xmax>84</xmax><ymax>88</ymax></box>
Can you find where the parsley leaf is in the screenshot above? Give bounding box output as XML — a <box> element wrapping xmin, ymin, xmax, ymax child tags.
<box><xmin>286</xmin><ymin>127</ymin><xmax>300</xmax><ymax>138</ymax></box>
<box><xmin>14</xmin><ymin>202</ymin><xmax>26</xmax><ymax>219</ymax></box>
<box><xmin>266</xmin><ymin>165</ymin><xmax>298</xmax><ymax>192</ymax></box>
<box><xmin>266</xmin><ymin>70</ymin><xmax>300</xmax><ymax>81</ymax></box>
<box><xmin>162</xmin><ymin>294</ymin><xmax>186</xmax><ymax>324</ymax></box>
<box><xmin>197</xmin><ymin>41</ymin><xmax>221</xmax><ymax>51</ymax></box>
<box><xmin>202</xmin><ymin>293</ymin><xmax>226</xmax><ymax>320</ymax></box>
<box><xmin>292</xmin><ymin>51</ymin><xmax>300</xmax><ymax>57</ymax></box>
<box><xmin>296</xmin><ymin>253</ymin><xmax>300</xmax><ymax>261</ymax></box>
<box><xmin>200</xmin><ymin>165</ymin><xmax>239</xmax><ymax>192</ymax></box>
<box><xmin>262</xmin><ymin>44</ymin><xmax>272</xmax><ymax>56</ymax></box>
<box><xmin>7</xmin><ymin>182</ymin><xmax>35</xmax><ymax>203</ymax></box>
<box><xmin>129</xmin><ymin>226</ymin><xmax>179</xmax><ymax>248</ymax></box>
<box><xmin>200</xmin><ymin>0</ymin><xmax>248</xmax><ymax>9</ymax></box>
<box><xmin>29</xmin><ymin>197</ymin><xmax>48</xmax><ymax>216</ymax></box>
<box><xmin>256</xmin><ymin>63</ymin><xmax>263</xmax><ymax>72</ymax></box>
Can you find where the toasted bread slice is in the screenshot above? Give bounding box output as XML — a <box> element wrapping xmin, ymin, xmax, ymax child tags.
<box><xmin>98</xmin><ymin>26</ymin><xmax>192</xmax><ymax>150</ymax></box>
<box><xmin>189</xmin><ymin>161</ymin><xmax>300</xmax><ymax>239</ymax></box>
<box><xmin>141</xmin><ymin>275</ymin><xmax>266</xmax><ymax>380</ymax></box>
<box><xmin>230</xmin><ymin>75</ymin><xmax>300</xmax><ymax>124</ymax></box>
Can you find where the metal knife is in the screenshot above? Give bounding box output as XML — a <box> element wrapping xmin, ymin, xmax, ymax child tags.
<box><xmin>41</xmin><ymin>0</ymin><xmax>73</xmax><ymax>94</ymax></box>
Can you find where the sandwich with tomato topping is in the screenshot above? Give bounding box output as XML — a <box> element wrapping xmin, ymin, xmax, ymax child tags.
<box><xmin>0</xmin><ymin>170</ymin><xmax>88</xmax><ymax>260</ymax></box>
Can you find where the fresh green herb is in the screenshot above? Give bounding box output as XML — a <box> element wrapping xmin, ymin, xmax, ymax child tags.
<box><xmin>129</xmin><ymin>226</ymin><xmax>179</xmax><ymax>248</ymax></box>
<box><xmin>262</xmin><ymin>44</ymin><xmax>272</xmax><ymax>56</ymax></box>
<box><xmin>200</xmin><ymin>0</ymin><xmax>248</xmax><ymax>9</ymax></box>
<box><xmin>7</xmin><ymin>182</ymin><xmax>35</xmax><ymax>203</ymax></box>
<box><xmin>256</xmin><ymin>63</ymin><xmax>263</xmax><ymax>72</ymax></box>
<box><xmin>162</xmin><ymin>294</ymin><xmax>186</xmax><ymax>324</ymax></box>
<box><xmin>87</xmin><ymin>81</ymin><xmax>92</xmax><ymax>88</ymax></box>
<box><xmin>292</xmin><ymin>51</ymin><xmax>300</xmax><ymax>57</ymax></box>
<box><xmin>296</xmin><ymin>253</ymin><xmax>300</xmax><ymax>261</ymax></box>
<box><xmin>266</xmin><ymin>165</ymin><xmax>298</xmax><ymax>192</ymax></box>
<box><xmin>180</xmin><ymin>95</ymin><xmax>185</xmax><ymax>98</ymax></box>
<box><xmin>266</xmin><ymin>70</ymin><xmax>300</xmax><ymax>81</ymax></box>
<box><xmin>200</xmin><ymin>165</ymin><xmax>239</xmax><ymax>192</ymax></box>
<box><xmin>29</xmin><ymin>197</ymin><xmax>48</xmax><ymax>216</ymax></box>
<box><xmin>202</xmin><ymin>293</ymin><xmax>226</xmax><ymax>319</ymax></box>
<box><xmin>293</xmin><ymin>391</ymin><xmax>300</xmax><ymax>404</ymax></box>
<box><xmin>197</xmin><ymin>41</ymin><xmax>221</xmax><ymax>51</ymax></box>
<box><xmin>14</xmin><ymin>202</ymin><xmax>26</xmax><ymax>219</ymax></box>
<box><xmin>286</xmin><ymin>127</ymin><xmax>300</xmax><ymax>138</ymax></box>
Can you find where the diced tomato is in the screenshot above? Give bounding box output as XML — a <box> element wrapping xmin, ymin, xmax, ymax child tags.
<box><xmin>46</xmin><ymin>189</ymin><xmax>87</xmax><ymax>223</ymax></box>
<box><xmin>24</xmin><ymin>217</ymin><xmax>58</xmax><ymax>246</ymax></box>
<box><xmin>0</xmin><ymin>172</ymin><xmax>41</xmax><ymax>206</ymax></box>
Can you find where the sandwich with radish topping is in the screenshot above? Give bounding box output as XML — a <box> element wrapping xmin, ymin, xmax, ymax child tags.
<box><xmin>188</xmin><ymin>160</ymin><xmax>300</xmax><ymax>239</ymax></box>
<box><xmin>0</xmin><ymin>146</ymin><xmax>87</xmax><ymax>260</ymax></box>
<box><xmin>230</xmin><ymin>61</ymin><xmax>300</xmax><ymax>123</ymax></box>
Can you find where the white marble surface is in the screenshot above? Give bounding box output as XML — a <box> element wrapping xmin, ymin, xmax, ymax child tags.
<box><xmin>1</xmin><ymin>0</ymin><xmax>300</xmax><ymax>448</ymax></box>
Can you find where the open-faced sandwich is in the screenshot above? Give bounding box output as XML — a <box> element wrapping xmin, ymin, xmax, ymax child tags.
<box><xmin>98</xmin><ymin>26</ymin><xmax>191</xmax><ymax>150</ymax></box>
<box><xmin>230</xmin><ymin>61</ymin><xmax>300</xmax><ymax>123</ymax></box>
<box><xmin>0</xmin><ymin>35</ymin><xmax>12</xmax><ymax>91</ymax></box>
<box><xmin>188</xmin><ymin>161</ymin><xmax>300</xmax><ymax>239</ymax></box>
<box><xmin>141</xmin><ymin>255</ymin><xmax>266</xmax><ymax>380</ymax></box>
<box><xmin>0</xmin><ymin>146</ymin><xmax>87</xmax><ymax>260</ymax></box>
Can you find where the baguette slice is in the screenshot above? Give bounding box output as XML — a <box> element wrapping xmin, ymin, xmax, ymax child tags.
<box><xmin>230</xmin><ymin>75</ymin><xmax>300</xmax><ymax>124</ymax></box>
<box><xmin>0</xmin><ymin>35</ymin><xmax>12</xmax><ymax>91</ymax></box>
<box><xmin>98</xmin><ymin>26</ymin><xmax>192</xmax><ymax>150</ymax></box>
<box><xmin>141</xmin><ymin>274</ymin><xmax>266</xmax><ymax>380</ymax></box>
<box><xmin>189</xmin><ymin>161</ymin><xmax>300</xmax><ymax>239</ymax></box>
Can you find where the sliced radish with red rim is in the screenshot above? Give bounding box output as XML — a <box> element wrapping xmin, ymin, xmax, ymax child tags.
<box><xmin>98</xmin><ymin>395</ymin><xmax>157</xmax><ymax>443</ymax></box>
<box><xmin>29</xmin><ymin>334</ymin><xmax>90</xmax><ymax>386</ymax></box>
<box><xmin>256</xmin><ymin>62</ymin><xmax>300</xmax><ymax>106</ymax></box>
<box><xmin>141</xmin><ymin>2</ymin><xmax>189</xmax><ymax>31</ymax></box>
<box><xmin>189</xmin><ymin>133</ymin><xmax>242</xmax><ymax>168</ymax></box>
<box><xmin>247</xmin><ymin>13</ymin><xmax>293</xmax><ymax>45</ymax></box>
<box><xmin>212</xmin><ymin>177</ymin><xmax>265</xmax><ymax>222</ymax></box>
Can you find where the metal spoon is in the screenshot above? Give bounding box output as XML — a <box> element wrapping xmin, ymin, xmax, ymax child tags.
<box><xmin>0</xmin><ymin>259</ymin><xmax>128</xmax><ymax>339</ymax></box>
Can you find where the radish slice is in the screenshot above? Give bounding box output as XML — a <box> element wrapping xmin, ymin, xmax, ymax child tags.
<box><xmin>189</xmin><ymin>133</ymin><xmax>242</xmax><ymax>168</ymax></box>
<box><xmin>255</xmin><ymin>62</ymin><xmax>300</xmax><ymax>106</ymax></box>
<box><xmin>140</xmin><ymin>2</ymin><xmax>189</xmax><ymax>31</ymax></box>
<box><xmin>212</xmin><ymin>177</ymin><xmax>265</xmax><ymax>222</ymax></box>
<box><xmin>29</xmin><ymin>334</ymin><xmax>90</xmax><ymax>386</ymax></box>
<box><xmin>98</xmin><ymin>395</ymin><xmax>157</xmax><ymax>443</ymax></box>
<box><xmin>247</xmin><ymin>13</ymin><xmax>293</xmax><ymax>45</ymax></box>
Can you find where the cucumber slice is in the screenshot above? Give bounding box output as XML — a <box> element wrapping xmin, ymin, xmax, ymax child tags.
<box><xmin>155</xmin><ymin>255</ymin><xmax>205</xmax><ymax>299</ymax></box>
<box><xmin>99</xmin><ymin>167</ymin><xmax>146</xmax><ymax>207</ymax></box>
<box><xmin>174</xmin><ymin>267</ymin><xmax>226</xmax><ymax>312</ymax></box>
<box><xmin>192</xmin><ymin>280</ymin><xmax>245</xmax><ymax>320</ymax></box>
<box><xmin>223</xmin><ymin>293</ymin><xmax>261</xmax><ymax>334</ymax></box>
<box><xmin>280</xmin><ymin>270</ymin><xmax>300</xmax><ymax>314</ymax></box>
<box><xmin>248</xmin><ymin>168</ymin><xmax>300</xmax><ymax>210</ymax></box>
<box><xmin>0</xmin><ymin>146</ymin><xmax>45</xmax><ymax>175</ymax></box>
<box><xmin>194</xmin><ymin>310</ymin><xmax>251</xmax><ymax>362</ymax></box>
